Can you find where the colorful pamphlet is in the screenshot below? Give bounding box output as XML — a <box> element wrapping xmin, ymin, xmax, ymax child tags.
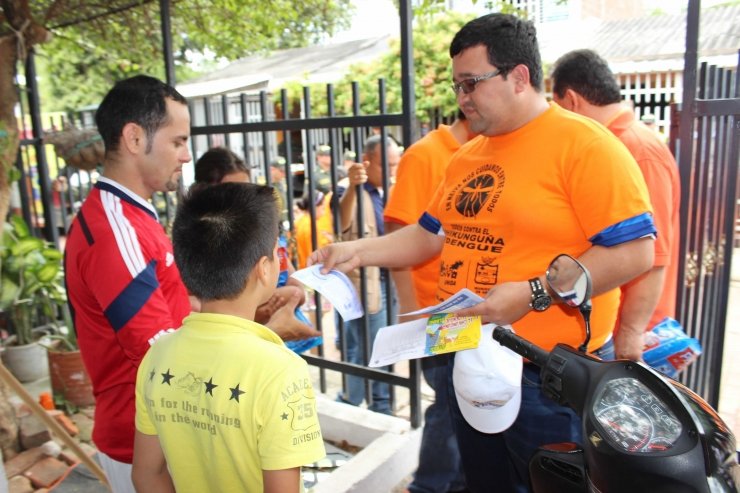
<box><xmin>424</xmin><ymin>313</ymin><xmax>481</xmax><ymax>355</ymax></box>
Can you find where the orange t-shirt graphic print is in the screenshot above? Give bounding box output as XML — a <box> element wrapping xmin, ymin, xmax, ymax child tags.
<box><xmin>425</xmin><ymin>104</ymin><xmax>653</xmax><ymax>351</ymax></box>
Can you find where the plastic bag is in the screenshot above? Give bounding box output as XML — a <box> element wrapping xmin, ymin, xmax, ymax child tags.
<box><xmin>642</xmin><ymin>317</ymin><xmax>702</xmax><ymax>378</ymax></box>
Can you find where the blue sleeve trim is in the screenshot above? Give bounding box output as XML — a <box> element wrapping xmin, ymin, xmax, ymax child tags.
<box><xmin>418</xmin><ymin>212</ymin><xmax>442</xmax><ymax>235</ymax></box>
<box><xmin>104</xmin><ymin>260</ymin><xmax>159</xmax><ymax>332</ymax></box>
<box><xmin>590</xmin><ymin>212</ymin><xmax>657</xmax><ymax>247</ymax></box>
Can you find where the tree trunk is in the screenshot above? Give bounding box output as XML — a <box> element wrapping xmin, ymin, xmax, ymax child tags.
<box><xmin>0</xmin><ymin>379</ymin><xmax>19</xmax><ymax>459</ymax></box>
<box><xmin>0</xmin><ymin>1</ymin><xmax>51</xmax><ymax>224</ymax></box>
<box><xmin>0</xmin><ymin>33</ymin><xmax>20</xmax><ymax>226</ymax></box>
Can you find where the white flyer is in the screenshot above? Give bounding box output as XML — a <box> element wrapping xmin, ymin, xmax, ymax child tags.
<box><xmin>399</xmin><ymin>288</ymin><xmax>485</xmax><ymax>316</ymax></box>
<box><xmin>290</xmin><ymin>265</ymin><xmax>364</xmax><ymax>321</ymax></box>
<box><xmin>369</xmin><ymin>315</ymin><xmax>485</xmax><ymax>367</ymax></box>
<box><xmin>369</xmin><ymin>318</ymin><xmax>429</xmax><ymax>367</ymax></box>
<box><xmin>370</xmin><ymin>289</ymin><xmax>488</xmax><ymax>367</ymax></box>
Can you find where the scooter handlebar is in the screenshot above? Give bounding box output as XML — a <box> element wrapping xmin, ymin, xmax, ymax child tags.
<box><xmin>492</xmin><ymin>326</ymin><xmax>549</xmax><ymax>368</ymax></box>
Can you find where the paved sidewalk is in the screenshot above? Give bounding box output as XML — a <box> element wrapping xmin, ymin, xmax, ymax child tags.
<box><xmin>8</xmin><ymin>260</ymin><xmax>737</xmax><ymax>492</ymax></box>
<box><xmin>717</xmin><ymin>249</ymin><xmax>740</xmax><ymax>438</ymax></box>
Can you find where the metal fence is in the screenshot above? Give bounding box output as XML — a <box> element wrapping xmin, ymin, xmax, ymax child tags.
<box><xmin>187</xmin><ymin>79</ymin><xmax>423</xmax><ymax>424</ymax></box>
<box><xmin>670</xmin><ymin>52</ymin><xmax>740</xmax><ymax>407</ymax></box>
<box><xmin>12</xmin><ymin>64</ymin><xmax>426</xmax><ymax>428</ymax></box>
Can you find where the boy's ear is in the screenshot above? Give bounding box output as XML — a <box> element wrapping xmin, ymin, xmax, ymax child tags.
<box><xmin>255</xmin><ymin>255</ymin><xmax>272</xmax><ymax>287</ymax></box>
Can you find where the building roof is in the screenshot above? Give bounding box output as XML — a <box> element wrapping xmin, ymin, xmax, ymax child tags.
<box><xmin>177</xmin><ymin>35</ymin><xmax>391</xmax><ymax>98</ymax></box>
<box><xmin>593</xmin><ymin>4</ymin><xmax>740</xmax><ymax>62</ymax></box>
<box><xmin>539</xmin><ymin>3</ymin><xmax>740</xmax><ymax>73</ymax></box>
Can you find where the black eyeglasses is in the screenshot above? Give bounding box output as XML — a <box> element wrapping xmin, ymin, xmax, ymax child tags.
<box><xmin>451</xmin><ymin>69</ymin><xmax>503</xmax><ymax>95</ymax></box>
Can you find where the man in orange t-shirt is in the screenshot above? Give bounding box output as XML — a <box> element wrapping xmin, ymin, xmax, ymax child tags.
<box><xmin>309</xmin><ymin>14</ymin><xmax>655</xmax><ymax>491</ymax></box>
<box><xmin>551</xmin><ymin>49</ymin><xmax>681</xmax><ymax>361</ymax></box>
<box><xmin>384</xmin><ymin>112</ymin><xmax>474</xmax><ymax>493</ymax></box>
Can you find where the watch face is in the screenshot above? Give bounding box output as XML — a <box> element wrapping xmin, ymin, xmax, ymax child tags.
<box><xmin>532</xmin><ymin>295</ymin><xmax>552</xmax><ymax>312</ymax></box>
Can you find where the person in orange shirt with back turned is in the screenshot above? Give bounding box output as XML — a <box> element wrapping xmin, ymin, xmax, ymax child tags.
<box><xmin>551</xmin><ymin>49</ymin><xmax>681</xmax><ymax>361</ymax></box>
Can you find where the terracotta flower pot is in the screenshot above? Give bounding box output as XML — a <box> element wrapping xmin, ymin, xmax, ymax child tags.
<box><xmin>47</xmin><ymin>349</ymin><xmax>95</xmax><ymax>407</ymax></box>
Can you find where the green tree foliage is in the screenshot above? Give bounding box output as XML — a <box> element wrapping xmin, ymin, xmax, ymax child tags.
<box><xmin>279</xmin><ymin>11</ymin><xmax>473</xmax><ymax>123</ymax></box>
<box><xmin>0</xmin><ymin>0</ymin><xmax>351</xmax><ymax>245</ymax></box>
<box><xmin>33</xmin><ymin>0</ymin><xmax>353</xmax><ymax>112</ymax></box>
<box><xmin>342</xmin><ymin>11</ymin><xmax>475</xmax><ymax>121</ymax></box>
<box><xmin>279</xmin><ymin>2</ymin><xmax>525</xmax><ymax>124</ymax></box>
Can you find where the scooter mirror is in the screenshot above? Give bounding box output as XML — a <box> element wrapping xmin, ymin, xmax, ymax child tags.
<box><xmin>546</xmin><ymin>254</ymin><xmax>592</xmax><ymax>308</ymax></box>
<box><xmin>547</xmin><ymin>254</ymin><xmax>594</xmax><ymax>352</ymax></box>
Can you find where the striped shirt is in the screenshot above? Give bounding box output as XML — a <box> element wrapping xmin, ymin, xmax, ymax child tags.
<box><xmin>64</xmin><ymin>177</ymin><xmax>190</xmax><ymax>463</ymax></box>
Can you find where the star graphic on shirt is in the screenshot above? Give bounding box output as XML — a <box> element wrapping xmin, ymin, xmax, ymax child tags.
<box><xmin>149</xmin><ymin>369</ymin><xmax>155</xmax><ymax>382</ymax></box>
<box><xmin>161</xmin><ymin>369</ymin><xmax>174</xmax><ymax>385</ymax></box>
<box><xmin>281</xmin><ymin>412</ymin><xmax>289</xmax><ymax>421</ymax></box>
<box><xmin>229</xmin><ymin>384</ymin><xmax>245</xmax><ymax>402</ymax></box>
<box><xmin>204</xmin><ymin>377</ymin><xmax>218</xmax><ymax>396</ymax></box>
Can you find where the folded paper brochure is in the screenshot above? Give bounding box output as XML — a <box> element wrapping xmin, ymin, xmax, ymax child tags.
<box><xmin>369</xmin><ymin>289</ymin><xmax>486</xmax><ymax>367</ymax></box>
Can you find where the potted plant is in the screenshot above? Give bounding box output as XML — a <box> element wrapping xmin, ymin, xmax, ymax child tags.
<box><xmin>45</xmin><ymin>304</ymin><xmax>94</xmax><ymax>409</ymax></box>
<box><xmin>0</xmin><ymin>216</ymin><xmax>94</xmax><ymax>405</ymax></box>
<box><xmin>0</xmin><ymin>215</ymin><xmax>65</xmax><ymax>382</ymax></box>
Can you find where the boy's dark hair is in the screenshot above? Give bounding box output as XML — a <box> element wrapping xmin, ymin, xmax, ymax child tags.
<box><xmin>194</xmin><ymin>147</ymin><xmax>250</xmax><ymax>185</ymax></box>
<box><xmin>173</xmin><ymin>183</ymin><xmax>279</xmax><ymax>301</ymax></box>
<box><xmin>450</xmin><ymin>13</ymin><xmax>543</xmax><ymax>91</ymax></box>
<box><xmin>95</xmin><ymin>75</ymin><xmax>187</xmax><ymax>154</ymax></box>
<box><xmin>551</xmin><ymin>49</ymin><xmax>622</xmax><ymax>106</ymax></box>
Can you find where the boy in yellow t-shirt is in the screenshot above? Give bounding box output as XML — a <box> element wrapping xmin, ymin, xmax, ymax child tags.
<box><xmin>132</xmin><ymin>183</ymin><xmax>325</xmax><ymax>493</ymax></box>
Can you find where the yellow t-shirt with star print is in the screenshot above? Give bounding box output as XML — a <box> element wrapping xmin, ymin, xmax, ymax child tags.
<box><xmin>135</xmin><ymin>312</ymin><xmax>325</xmax><ymax>492</ymax></box>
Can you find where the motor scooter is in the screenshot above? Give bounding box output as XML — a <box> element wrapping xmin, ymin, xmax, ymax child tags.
<box><xmin>492</xmin><ymin>254</ymin><xmax>740</xmax><ymax>492</ymax></box>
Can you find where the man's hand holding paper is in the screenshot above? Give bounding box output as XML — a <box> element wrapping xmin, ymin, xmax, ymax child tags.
<box><xmin>368</xmin><ymin>289</ymin><xmax>488</xmax><ymax>367</ymax></box>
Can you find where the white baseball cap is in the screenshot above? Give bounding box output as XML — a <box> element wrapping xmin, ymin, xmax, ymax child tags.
<box><xmin>453</xmin><ymin>324</ymin><xmax>523</xmax><ymax>433</ymax></box>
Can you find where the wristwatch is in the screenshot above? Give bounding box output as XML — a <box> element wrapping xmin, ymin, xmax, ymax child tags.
<box><xmin>528</xmin><ymin>277</ymin><xmax>552</xmax><ymax>312</ymax></box>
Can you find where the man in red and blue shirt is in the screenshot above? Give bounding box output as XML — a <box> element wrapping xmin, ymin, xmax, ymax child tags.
<box><xmin>64</xmin><ymin>75</ymin><xmax>192</xmax><ymax>492</ymax></box>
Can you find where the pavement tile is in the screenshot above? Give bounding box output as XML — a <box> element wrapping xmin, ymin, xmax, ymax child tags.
<box><xmin>3</xmin><ymin>447</ymin><xmax>46</xmax><ymax>479</ymax></box>
<box><xmin>18</xmin><ymin>415</ymin><xmax>51</xmax><ymax>450</ymax></box>
<box><xmin>23</xmin><ymin>456</ymin><xmax>69</xmax><ymax>489</ymax></box>
<box><xmin>7</xmin><ymin>475</ymin><xmax>33</xmax><ymax>493</ymax></box>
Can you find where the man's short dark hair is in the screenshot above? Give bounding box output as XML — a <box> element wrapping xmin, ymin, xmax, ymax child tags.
<box><xmin>450</xmin><ymin>13</ymin><xmax>543</xmax><ymax>91</ymax></box>
<box><xmin>173</xmin><ymin>183</ymin><xmax>279</xmax><ymax>301</ymax></box>
<box><xmin>551</xmin><ymin>49</ymin><xmax>622</xmax><ymax>106</ymax></box>
<box><xmin>194</xmin><ymin>147</ymin><xmax>250</xmax><ymax>185</ymax></box>
<box><xmin>95</xmin><ymin>75</ymin><xmax>187</xmax><ymax>154</ymax></box>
